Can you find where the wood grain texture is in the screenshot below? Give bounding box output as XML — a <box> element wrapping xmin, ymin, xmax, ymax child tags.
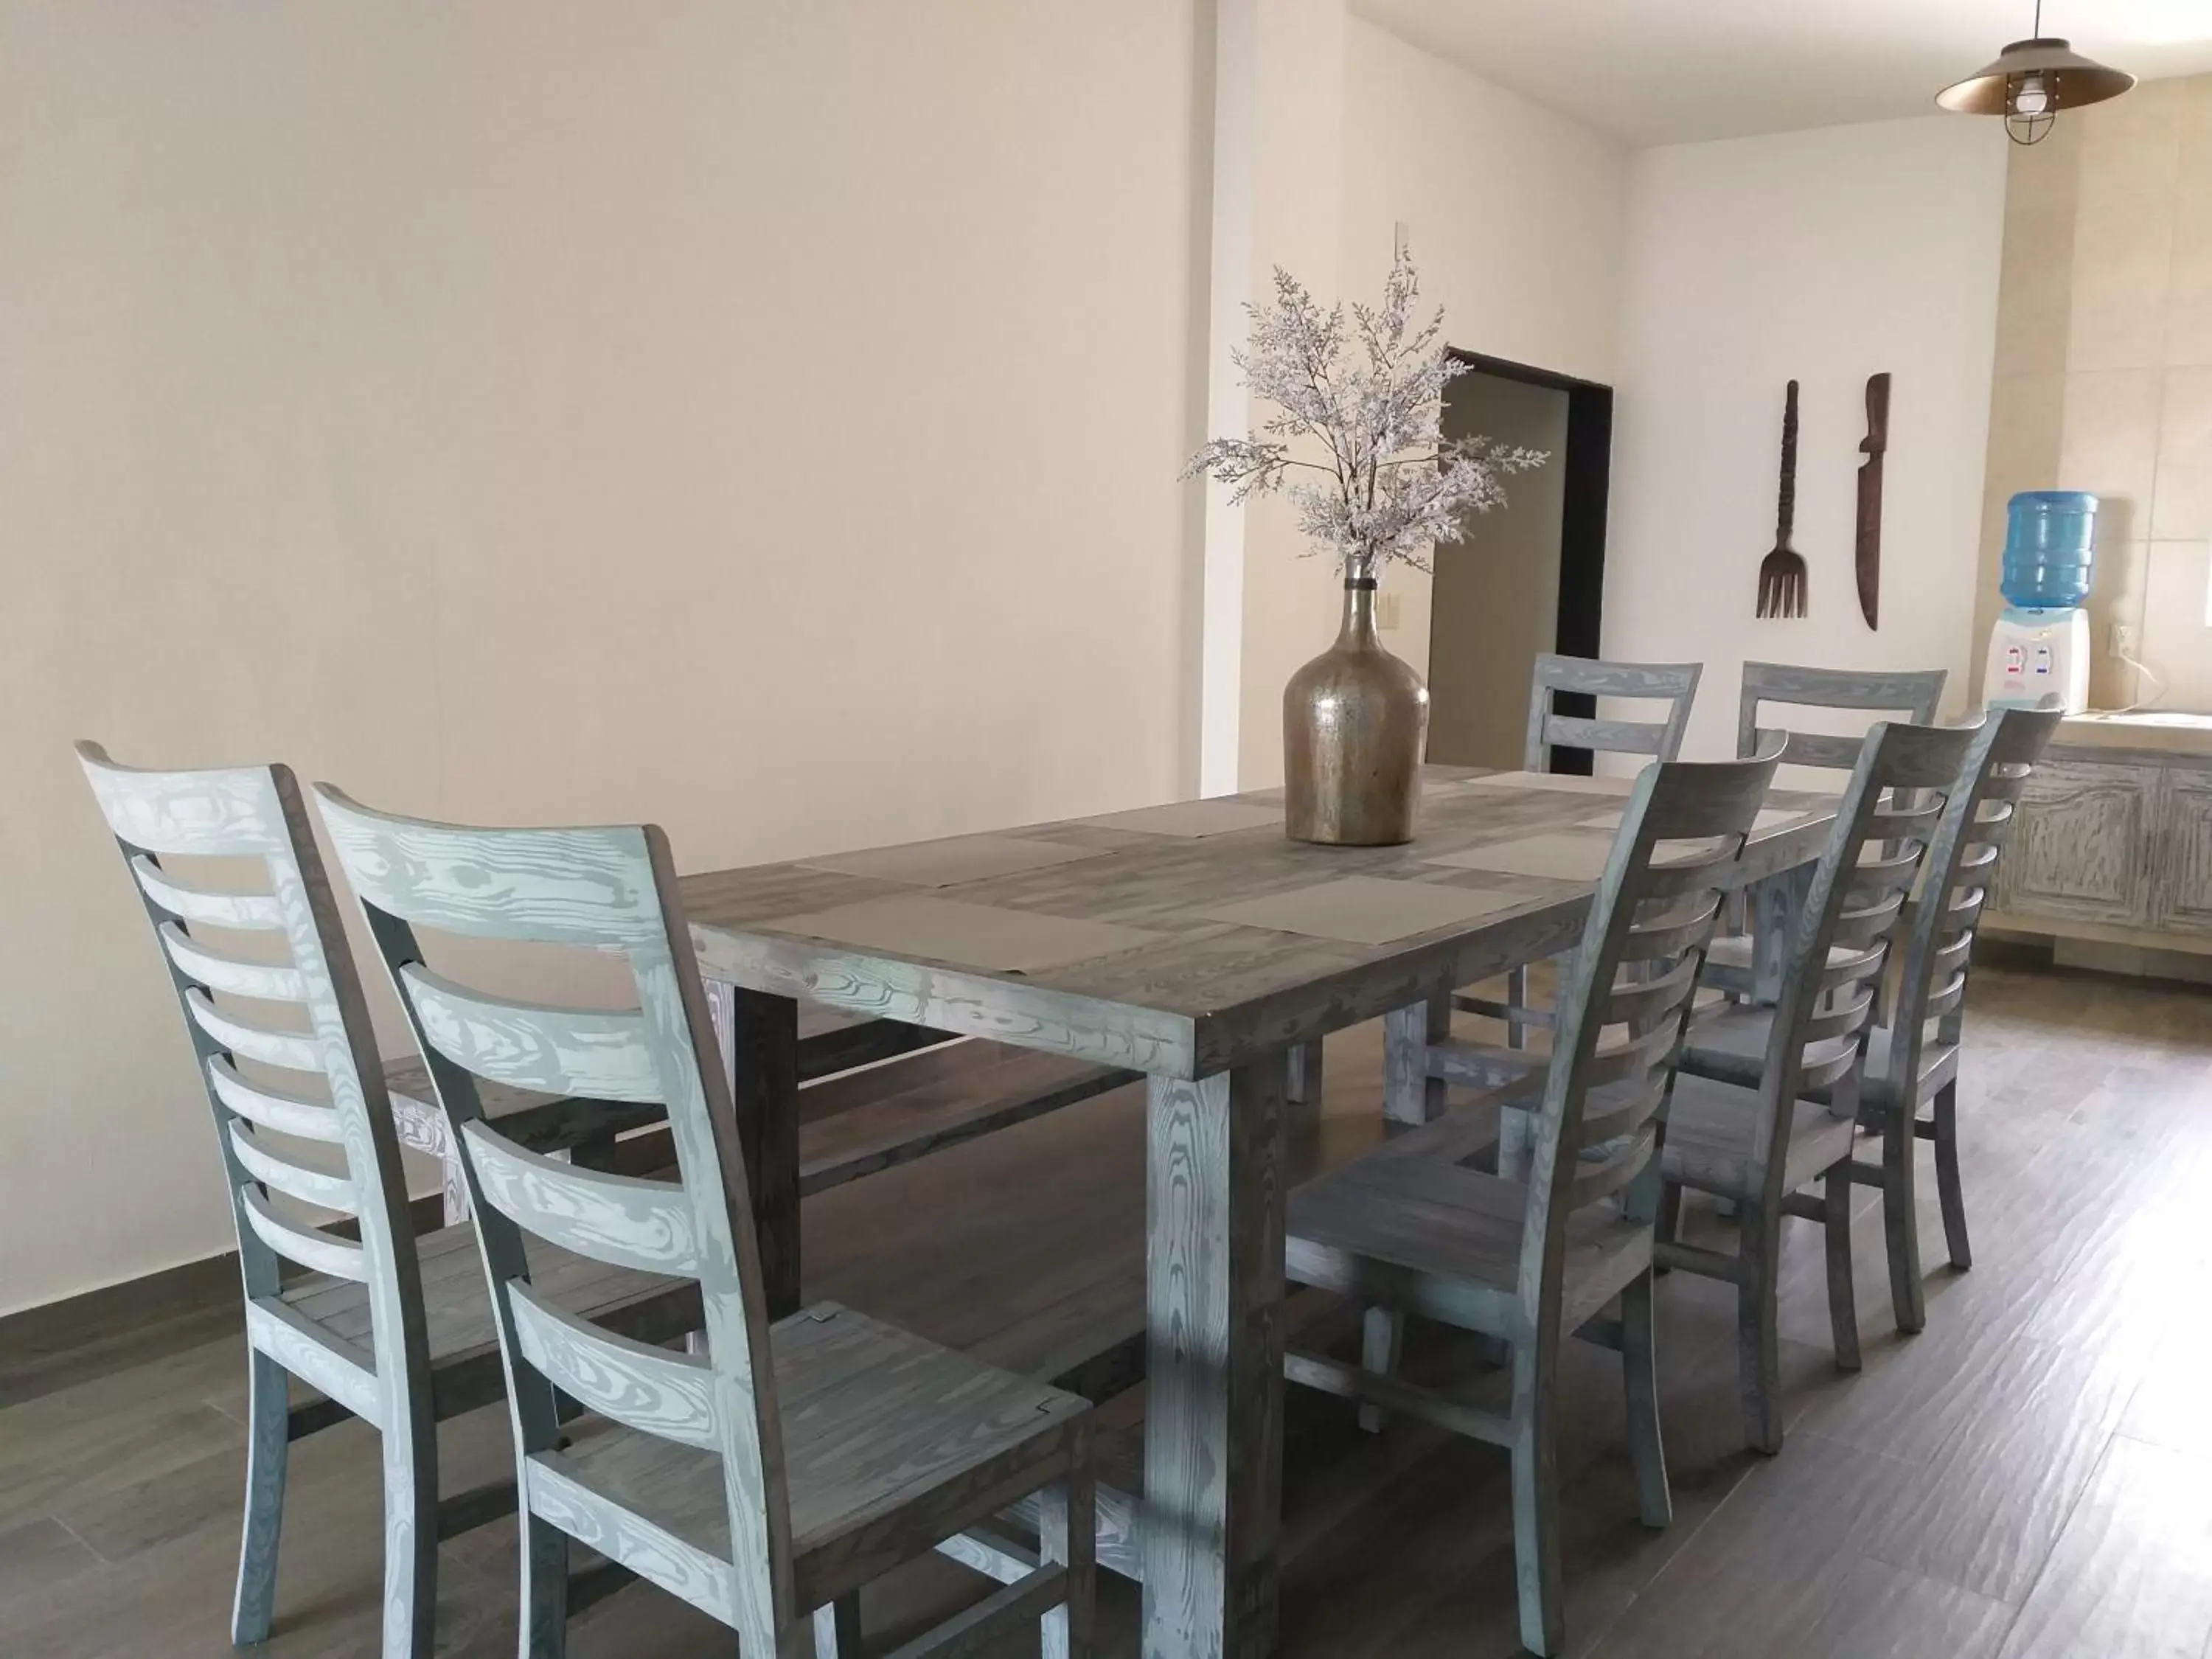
<box><xmin>1734</xmin><ymin>661</ymin><xmax>1946</xmax><ymax>771</ymax></box>
<box><xmin>76</xmin><ymin>744</ymin><xmax>439</xmax><ymax>1659</ymax></box>
<box><xmin>1288</xmin><ymin>751</ymin><xmax>1777</xmax><ymax>1654</ymax></box>
<box><xmin>318</xmin><ymin>786</ymin><xmax>1095</xmax><ymax>1659</ymax></box>
<box><xmin>7</xmin><ymin>967</ymin><xmax>2212</xmax><ymax>1658</ymax></box>
<box><xmin>682</xmin><ymin>765</ymin><xmax>1837</xmax><ymax>1083</ymax></box>
<box><xmin>459</xmin><ymin>1121</ymin><xmax>700</xmax><ymax>1276</ymax></box>
<box><xmin>1523</xmin><ymin>655</ymin><xmax>1702</xmax><ymax>772</ymax></box>
<box><xmin>1142</xmin><ymin>1061</ymin><xmax>1287</xmax><ymax>1659</ymax></box>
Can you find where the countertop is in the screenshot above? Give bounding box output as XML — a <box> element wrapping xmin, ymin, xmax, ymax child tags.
<box><xmin>2052</xmin><ymin>710</ymin><xmax>2212</xmax><ymax>757</ymax></box>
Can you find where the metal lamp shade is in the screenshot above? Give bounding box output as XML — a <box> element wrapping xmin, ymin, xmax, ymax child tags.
<box><xmin>1936</xmin><ymin>37</ymin><xmax>2135</xmax><ymax>116</ymax></box>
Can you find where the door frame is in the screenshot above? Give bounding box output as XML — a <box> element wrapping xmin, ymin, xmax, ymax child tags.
<box><xmin>1448</xmin><ymin>350</ymin><xmax>1614</xmax><ymax>773</ymax></box>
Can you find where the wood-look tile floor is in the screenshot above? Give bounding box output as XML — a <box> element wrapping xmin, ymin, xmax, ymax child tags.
<box><xmin>5</xmin><ymin>963</ymin><xmax>2211</xmax><ymax>1658</ymax></box>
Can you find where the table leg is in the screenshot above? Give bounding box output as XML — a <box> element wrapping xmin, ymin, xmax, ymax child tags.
<box><xmin>1141</xmin><ymin>1056</ymin><xmax>1287</xmax><ymax>1659</ymax></box>
<box><xmin>1382</xmin><ymin>990</ymin><xmax>1450</xmax><ymax>1126</ymax></box>
<box><xmin>725</xmin><ymin>984</ymin><xmax>801</xmax><ymax>1319</ymax></box>
<box><xmin>1285</xmin><ymin>1037</ymin><xmax>1324</xmax><ymax>1106</ymax></box>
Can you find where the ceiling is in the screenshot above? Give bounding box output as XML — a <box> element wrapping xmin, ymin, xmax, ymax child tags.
<box><xmin>1351</xmin><ymin>0</ymin><xmax>2212</xmax><ymax>145</ymax></box>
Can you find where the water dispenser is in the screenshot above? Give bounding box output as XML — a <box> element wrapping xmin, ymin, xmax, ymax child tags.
<box><xmin>1982</xmin><ymin>490</ymin><xmax>2096</xmax><ymax>712</ymax></box>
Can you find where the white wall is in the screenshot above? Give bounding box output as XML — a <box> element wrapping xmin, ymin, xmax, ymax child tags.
<box><xmin>1605</xmin><ymin>116</ymin><xmax>2008</xmax><ymax>759</ymax></box>
<box><xmin>1233</xmin><ymin>17</ymin><xmax>1630</xmax><ymax>785</ymax></box>
<box><xmin>0</xmin><ymin>1</ymin><xmax>1206</xmax><ymax>1315</ymax></box>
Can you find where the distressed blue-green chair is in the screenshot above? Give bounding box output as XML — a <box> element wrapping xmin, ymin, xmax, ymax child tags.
<box><xmin>1284</xmin><ymin>747</ymin><xmax>1775</xmax><ymax>1658</ymax></box>
<box><xmin>315</xmin><ymin>785</ymin><xmax>1096</xmax><ymax>1659</ymax></box>
<box><xmin>77</xmin><ymin>744</ymin><xmax>703</xmax><ymax>1658</ymax></box>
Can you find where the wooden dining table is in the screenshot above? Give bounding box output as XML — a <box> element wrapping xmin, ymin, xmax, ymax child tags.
<box><xmin>678</xmin><ymin>762</ymin><xmax>1840</xmax><ymax>1659</ymax></box>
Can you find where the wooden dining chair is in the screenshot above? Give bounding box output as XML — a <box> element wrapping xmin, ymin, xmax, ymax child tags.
<box><xmin>1283</xmin><ymin>748</ymin><xmax>1775</xmax><ymax>1658</ymax></box>
<box><xmin>1464</xmin><ymin>653</ymin><xmax>1706</xmax><ymax>1051</ymax></box>
<box><xmin>1525</xmin><ymin>652</ymin><xmax>1704</xmax><ymax>773</ymax></box>
<box><xmin>1655</xmin><ymin>717</ymin><xmax>1985</xmax><ymax>1453</ymax></box>
<box><xmin>313</xmin><ymin>785</ymin><xmax>1095</xmax><ymax>1659</ymax></box>
<box><xmin>1736</xmin><ymin>661</ymin><xmax>1947</xmax><ymax>770</ymax></box>
<box><xmin>75</xmin><ymin>744</ymin><xmax>701</xmax><ymax>1658</ymax></box>
<box><xmin>1714</xmin><ymin>661</ymin><xmax>1949</xmax><ymax>975</ymax></box>
<box><xmin>1681</xmin><ymin>703</ymin><xmax>2064</xmax><ymax>1335</ymax></box>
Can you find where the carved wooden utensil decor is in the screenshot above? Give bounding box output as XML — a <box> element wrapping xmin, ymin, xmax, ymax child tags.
<box><xmin>1756</xmin><ymin>380</ymin><xmax>1807</xmax><ymax>618</ymax></box>
<box><xmin>1856</xmin><ymin>372</ymin><xmax>1891</xmax><ymax>630</ymax></box>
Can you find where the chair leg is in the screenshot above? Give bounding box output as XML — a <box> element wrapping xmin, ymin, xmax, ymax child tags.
<box><xmin>1882</xmin><ymin>1105</ymin><xmax>1927</xmax><ymax>1335</ymax></box>
<box><xmin>1506</xmin><ymin>964</ymin><xmax>1530</xmax><ymax>1051</ymax></box>
<box><xmin>1654</xmin><ymin>1177</ymin><xmax>1684</xmax><ymax>1268</ymax></box>
<box><xmin>1619</xmin><ymin>1272</ymin><xmax>1671</xmax><ymax>1530</ymax></box>
<box><xmin>1933</xmin><ymin>1079</ymin><xmax>1971</xmax><ymax>1271</ymax></box>
<box><xmin>1823</xmin><ymin>1169</ymin><xmax>1861</xmax><ymax>1373</ymax></box>
<box><xmin>812</xmin><ymin>1596</ymin><xmax>861</xmax><ymax>1659</ymax></box>
<box><xmin>231</xmin><ymin>1348</ymin><xmax>289</xmax><ymax>1645</ymax></box>
<box><xmin>378</xmin><ymin>1419</ymin><xmax>439</xmax><ymax>1659</ymax></box>
<box><xmin>1509</xmin><ymin>1342</ymin><xmax>1565</xmax><ymax>1658</ymax></box>
<box><xmin>519</xmin><ymin>1512</ymin><xmax>569</xmax><ymax>1659</ymax></box>
<box><xmin>1357</xmin><ymin>1307</ymin><xmax>1403</xmax><ymax>1434</ymax></box>
<box><xmin>1040</xmin><ymin>1453</ymin><xmax>1096</xmax><ymax>1659</ymax></box>
<box><xmin>1736</xmin><ymin>1202</ymin><xmax>1784</xmax><ymax>1455</ymax></box>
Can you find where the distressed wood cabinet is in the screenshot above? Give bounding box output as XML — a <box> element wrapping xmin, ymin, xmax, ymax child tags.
<box><xmin>2154</xmin><ymin>767</ymin><xmax>2212</xmax><ymax>935</ymax></box>
<box><xmin>1992</xmin><ymin>759</ymin><xmax>2157</xmax><ymax>928</ymax></box>
<box><xmin>1991</xmin><ymin>742</ymin><xmax>2212</xmax><ymax>948</ymax></box>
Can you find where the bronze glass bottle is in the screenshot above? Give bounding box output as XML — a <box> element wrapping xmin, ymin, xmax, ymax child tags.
<box><xmin>1282</xmin><ymin>570</ymin><xmax>1428</xmax><ymax>845</ymax></box>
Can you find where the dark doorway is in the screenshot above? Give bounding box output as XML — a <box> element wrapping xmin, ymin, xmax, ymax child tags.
<box><xmin>1427</xmin><ymin>351</ymin><xmax>1612</xmax><ymax>773</ymax></box>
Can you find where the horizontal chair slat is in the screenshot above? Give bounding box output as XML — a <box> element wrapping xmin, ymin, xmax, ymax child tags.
<box><xmin>316</xmin><ymin>790</ymin><xmax>666</xmax><ymax>947</ymax></box>
<box><xmin>207</xmin><ymin>1056</ymin><xmax>345</xmax><ymax>1143</ymax></box>
<box><xmin>1545</xmin><ymin>715</ymin><xmax>1669</xmax><ymax>755</ymax></box>
<box><xmin>461</xmin><ymin>1119</ymin><xmax>700</xmax><ymax>1276</ymax></box>
<box><xmin>160</xmin><ymin>922</ymin><xmax>307</xmax><ymax>1002</ymax></box>
<box><xmin>86</xmin><ymin>762</ymin><xmax>289</xmax><ymax>859</ymax></box>
<box><xmin>240</xmin><ymin>1186</ymin><xmax>369</xmax><ymax>1281</ymax></box>
<box><xmin>401</xmin><ymin>964</ymin><xmax>662</xmax><ymax>1105</ymax></box>
<box><xmin>133</xmin><ymin>856</ymin><xmax>285</xmax><ymax>931</ymax></box>
<box><xmin>188</xmin><ymin>989</ymin><xmax>324</xmax><ymax>1073</ymax></box>
<box><xmin>230</xmin><ymin>1122</ymin><xmax>358</xmax><ymax>1212</ymax></box>
<box><xmin>507</xmin><ymin>1281</ymin><xmax>716</xmax><ymax>1449</ymax></box>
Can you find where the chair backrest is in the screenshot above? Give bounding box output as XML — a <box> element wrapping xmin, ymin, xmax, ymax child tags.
<box><xmin>1736</xmin><ymin>661</ymin><xmax>1947</xmax><ymax>772</ymax></box>
<box><xmin>1744</xmin><ymin>717</ymin><xmax>1987</xmax><ymax>1206</ymax></box>
<box><xmin>1523</xmin><ymin>653</ymin><xmax>1702</xmax><ymax>773</ymax></box>
<box><xmin>1519</xmin><ymin>749</ymin><xmax>1777</xmax><ymax>1313</ymax></box>
<box><xmin>313</xmin><ymin>786</ymin><xmax>793</xmax><ymax>1652</ymax></box>
<box><xmin>74</xmin><ymin>743</ymin><xmax>429</xmax><ymax>1402</ymax></box>
<box><xmin>1888</xmin><ymin>703</ymin><xmax>2065</xmax><ymax>1082</ymax></box>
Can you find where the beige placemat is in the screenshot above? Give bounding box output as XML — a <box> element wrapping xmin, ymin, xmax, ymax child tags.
<box><xmin>1197</xmin><ymin>875</ymin><xmax>1524</xmax><ymax>946</ymax></box>
<box><xmin>761</xmin><ymin>894</ymin><xmax>1164</xmax><ymax>974</ymax></box>
<box><xmin>1574</xmin><ymin>807</ymin><xmax>1809</xmax><ymax>834</ymax></box>
<box><xmin>1426</xmin><ymin>835</ymin><xmax>1620</xmax><ymax>882</ymax></box>
<box><xmin>1079</xmin><ymin>799</ymin><xmax>1282</xmax><ymax>838</ymax></box>
<box><xmin>1469</xmin><ymin>769</ymin><xmax>1644</xmax><ymax>797</ymax></box>
<box><xmin>798</xmin><ymin>834</ymin><xmax>1104</xmax><ymax>888</ymax></box>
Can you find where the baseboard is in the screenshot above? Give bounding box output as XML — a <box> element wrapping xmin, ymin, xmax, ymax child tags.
<box><xmin>0</xmin><ymin>1188</ymin><xmax>447</xmax><ymax>1409</ymax></box>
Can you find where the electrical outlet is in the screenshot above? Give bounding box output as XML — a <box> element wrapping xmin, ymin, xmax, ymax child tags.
<box><xmin>1377</xmin><ymin>592</ymin><xmax>1402</xmax><ymax>630</ymax></box>
<box><xmin>2110</xmin><ymin>622</ymin><xmax>2138</xmax><ymax>657</ymax></box>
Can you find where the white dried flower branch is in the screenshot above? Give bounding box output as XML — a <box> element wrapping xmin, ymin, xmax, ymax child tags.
<box><xmin>1184</xmin><ymin>251</ymin><xmax>1548</xmax><ymax>577</ymax></box>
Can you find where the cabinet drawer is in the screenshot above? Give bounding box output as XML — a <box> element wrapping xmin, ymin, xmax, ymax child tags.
<box><xmin>2154</xmin><ymin>769</ymin><xmax>2212</xmax><ymax>935</ymax></box>
<box><xmin>1994</xmin><ymin>759</ymin><xmax>2156</xmax><ymax>928</ymax></box>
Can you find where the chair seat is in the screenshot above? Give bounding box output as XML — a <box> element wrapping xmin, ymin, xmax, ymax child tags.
<box><xmin>1659</xmin><ymin>1071</ymin><xmax>1858</xmax><ymax>1201</ymax></box>
<box><xmin>1682</xmin><ymin>1003</ymin><xmax>1958</xmax><ymax>1111</ymax></box>
<box><xmin>1287</xmin><ymin>1154</ymin><xmax>1652</xmax><ymax>1335</ymax></box>
<box><xmin>529</xmin><ymin>1302</ymin><xmax>1087</xmax><ymax>1610</ymax></box>
<box><xmin>280</xmin><ymin>1224</ymin><xmax>700</xmax><ymax>1418</ymax></box>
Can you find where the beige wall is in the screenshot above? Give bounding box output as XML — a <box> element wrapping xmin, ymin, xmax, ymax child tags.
<box><xmin>1978</xmin><ymin>74</ymin><xmax>2212</xmax><ymax>712</ymax></box>
<box><xmin>1605</xmin><ymin>116</ymin><xmax>2008</xmax><ymax>760</ymax></box>
<box><xmin>0</xmin><ymin>1</ymin><xmax>1207</xmax><ymax>1314</ymax></box>
<box><xmin>1233</xmin><ymin>16</ymin><xmax>1630</xmax><ymax>786</ymax></box>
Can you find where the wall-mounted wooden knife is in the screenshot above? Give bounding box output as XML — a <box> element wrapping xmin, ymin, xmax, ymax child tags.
<box><xmin>1855</xmin><ymin>372</ymin><xmax>1890</xmax><ymax>631</ymax></box>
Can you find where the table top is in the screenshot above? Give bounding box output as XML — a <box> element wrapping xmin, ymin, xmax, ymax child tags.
<box><xmin>681</xmin><ymin>764</ymin><xmax>1840</xmax><ymax>1080</ymax></box>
